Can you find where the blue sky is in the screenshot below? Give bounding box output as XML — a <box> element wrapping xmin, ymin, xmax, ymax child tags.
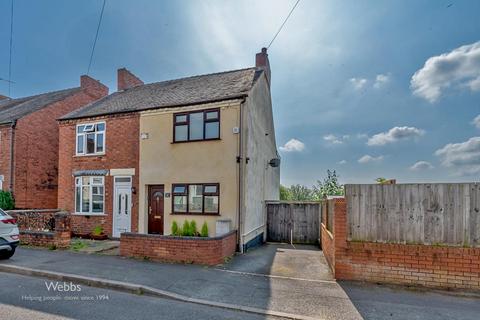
<box><xmin>1</xmin><ymin>0</ymin><xmax>479</xmax><ymax>186</ymax></box>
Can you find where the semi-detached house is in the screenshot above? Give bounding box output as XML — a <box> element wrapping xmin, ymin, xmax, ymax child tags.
<box><xmin>57</xmin><ymin>48</ymin><xmax>279</xmax><ymax>250</ymax></box>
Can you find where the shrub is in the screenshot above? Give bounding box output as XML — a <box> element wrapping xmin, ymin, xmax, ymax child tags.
<box><xmin>171</xmin><ymin>221</ymin><xmax>180</xmax><ymax>236</ymax></box>
<box><xmin>182</xmin><ymin>220</ymin><xmax>191</xmax><ymax>236</ymax></box>
<box><xmin>190</xmin><ymin>220</ymin><xmax>198</xmax><ymax>236</ymax></box>
<box><xmin>201</xmin><ymin>222</ymin><xmax>209</xmax><ymax>237</ymax></box>
<box><xmin>0</xmin><ymin>191</ymin><xmax>15</xmax><ymax>210</ymax></box>
<box><xmin>92</xmin><ymin>225</ymin><xmax>103</xmax><ymax>236</ymax></box>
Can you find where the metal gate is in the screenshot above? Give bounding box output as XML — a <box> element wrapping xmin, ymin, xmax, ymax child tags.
<box><xmin>266</xmin><ymin>202</ymin><xmax>321</xmax><ymax>244</ymax></box>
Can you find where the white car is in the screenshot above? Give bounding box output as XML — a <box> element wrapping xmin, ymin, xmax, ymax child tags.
<box><xmin>0</xmin><ymin>209</ymin><xmax>19</xmax><ymax>259</ymax></box>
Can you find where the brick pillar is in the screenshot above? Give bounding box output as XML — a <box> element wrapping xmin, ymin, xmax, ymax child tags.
<box><xmin>332</xmin><ymin>198</ymin><xmax>353</xmax><ymax>279</ymax></box>
<box><xmin>54</xmin><ymin>212</ymin><xmax>71</xmax><ymax>248</ymax></box>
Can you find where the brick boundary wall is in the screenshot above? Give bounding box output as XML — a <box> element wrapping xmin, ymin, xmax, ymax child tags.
<box><xmin>322</xmin><ymin>198</ymin><xmax>480</xmax><ymax>291</ymax></box>
<box><xmin>9</xmin><ymin>211</ymin><xmax>72</xmax><ymax>249</ymax></box>
<box><xmin>120</xmin><ymin>231</ymin><xmax>237</xmax><ymax>265</ymax></box>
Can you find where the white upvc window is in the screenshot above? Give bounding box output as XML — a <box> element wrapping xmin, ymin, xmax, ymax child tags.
<box><xmin>76</xmin><ymin>122</ymin><xmax>106</xmax><ymax>155</ymax></box>
<box><xmin>75</xmin><ymin>176</ymin><xmax>105</xmax><ymax>214</ymax></box>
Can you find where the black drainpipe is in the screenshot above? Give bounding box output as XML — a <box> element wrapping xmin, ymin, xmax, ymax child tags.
<box><xmin>9</xmin><ymin>120</ymin><xmax>16</xmax><ymax>192</ymax></box>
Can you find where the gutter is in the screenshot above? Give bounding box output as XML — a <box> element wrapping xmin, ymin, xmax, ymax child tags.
<box><xmin>9</xmin><ymin>120</ymin><xmax>16</xmax><ymax>192</ymax></box>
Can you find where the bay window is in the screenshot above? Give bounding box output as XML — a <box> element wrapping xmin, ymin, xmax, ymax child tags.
<box><xmin>173</xmin><ymin>109</ymin><xmax>220</xmax><ymax>142</ymax></box>
<box><xmin>76</xmin><ymin>122</ymin><xmax>105</xmax><ymax>155</ymax></box>
<box><xmin>75</xmin><ymin>176</ymin><xmax>104</xmax><ymax>214</ymax></box>
<box><xmin>172</xmin><ymin>183</ymin><xmax>219</xmax><ymax>214</ymax></box>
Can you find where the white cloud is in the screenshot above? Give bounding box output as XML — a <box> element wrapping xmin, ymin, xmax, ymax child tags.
<box><xmin>435</xmin><ymin>137</ymin><xmax>480</xmax><ymax>175</ymax></box>
<box><xmin>367</xmin><ymin>126</ymin><xmax>425</xmax><ymax>146</ymax></box>
<box><xmin>373</xmin><ymin>74</ymin><xmax>390</xmax><ymax>89</ymax></box>
<box><xmin>472</xmin><ymin>115</ymin><xmax>480</xmax><ymax>129</ymax></box>
<box><xmin>409</xmin><ymin>161</ymin><xmax>434</xmax><ymax>171</ymax></box>
<box><xmin>411</xmin><ymin>41</ymin><xmax>480</xmax><ymax>103</ymax></box>
<box><xmin>279</xmin><ymin>138</ymin><xmax>305</xmax><ymax>152</ymax></box>
<box><xmin>358</xmin><ymin>155</ymin><xmax>384</xmax><ymax>164</ymax></box>
<box><xmin>338</xmin><ymin>160</ymin><xmax>347</xmax><ymax>165</ymax></box>
<box><xmin>350</xmin><ymin>78</ymin><xmax>368</xmax><ymax>90</ymax></box>
<box><xmin>323</xmin><ymin>134</ymin><xmax>343</xmax><ymax>145</ymax></box>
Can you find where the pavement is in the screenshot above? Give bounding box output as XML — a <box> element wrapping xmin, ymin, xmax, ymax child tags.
<box><xmin>0</xmin><ymin>244</ymin><xmax>362</xmax><ymax>320</ymax></box>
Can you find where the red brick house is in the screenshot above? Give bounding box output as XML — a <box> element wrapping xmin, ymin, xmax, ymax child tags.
<box><xmin>0</xmin><ymin>76</ymin><xmax>108</xmax><ymax>209</ymax></box>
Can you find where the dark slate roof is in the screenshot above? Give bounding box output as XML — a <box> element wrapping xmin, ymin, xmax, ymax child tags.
<box><xmin>61</xmin><ymin>68</ymin><xmax>263</xmax><ymax>120</ymax></box>
<box><xmin>0</xmin><ymin>87</ymin><xmax>81</xmax><ymax>125</ymax></box>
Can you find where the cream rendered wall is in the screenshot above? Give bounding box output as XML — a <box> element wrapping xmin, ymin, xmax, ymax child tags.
<box><xmin>138</xmin><ymin>100</ymin><xmax>242</xmax><ymax>236</ymax></box>
<box><xmin>242</xmin><ymin>74</ymin><xmax>280</xmax><ymax>245</ymax></box>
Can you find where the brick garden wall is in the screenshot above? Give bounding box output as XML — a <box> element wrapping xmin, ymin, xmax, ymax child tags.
<box><xmin>322</xmin><ymin>199</ymin><xmax>480</xmax><ymax>291</ymax></box>
<box><xmin>57</xmin><ymin>113</ymin><xmax>139</xmax><ymax>237</ymax></box>
<box><xmin>120</xmin><ymin>231</ymin><xmax>237</xmax><ymax>265</ymax></box>
<box><xmin>10</xmin><ymin>211</ymin><xmax>72</xmax><ymax>249</ymax></box>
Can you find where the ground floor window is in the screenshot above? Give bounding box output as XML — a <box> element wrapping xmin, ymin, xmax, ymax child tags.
<box><xmin>75</xmin><ymin>176</ymin><xmax>104</xmax><ymax>214</ymax></box>
<box><xmin>172</xmin><ymin>183</ymin><xmax>219</xmax><ymax>215</ymax></box>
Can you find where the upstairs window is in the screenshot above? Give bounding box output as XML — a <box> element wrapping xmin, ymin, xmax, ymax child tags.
<box><xmin>76</xmin><ymin>122</ymin><xmax>105</xmax><ymax>155</ymax></box>
<box><xmin>172</xmin><ymin>183</ymin><xmax>219</xmax><ymax>214</ymax></box>
<box><xmin>173</xmin><ymin>109</ymin><xmax>220</xmax><ymax>142</ymax></box>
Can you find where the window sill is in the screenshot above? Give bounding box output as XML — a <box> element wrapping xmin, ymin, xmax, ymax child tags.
<box><xmin>171</xmin><ymin>212</ymin><xmax>220</xmax><ymax>216</ymax></box>
<box><xmin>73</xmin><ymin>213</ymin><xmax>107</xmax><ymax>216</ymax></box>
<box><xmin>74</xmin><ymin>153</ymin><xmax>106</xmax><ymax>158</ymax></box>
<box><xmin>171</xmin><ymin>138</ymin><xmax>221</xmax><ymax>144</ymax></box>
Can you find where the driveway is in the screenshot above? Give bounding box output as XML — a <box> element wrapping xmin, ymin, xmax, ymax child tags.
<box><xmin>219</xmin><ymin>243</ymin><xmax>334</xmax><ymax>281</ymax></box>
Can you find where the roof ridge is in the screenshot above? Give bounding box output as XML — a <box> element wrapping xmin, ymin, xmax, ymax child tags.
<box><xmin>125</xmin><ymin>67</ymin><xmax>257</xmax><ymax>92</ymax></box>
<box><xmin>5</xmin><ymin>87</ymin><xmax>81</xmax><ymax>103</ymax></box>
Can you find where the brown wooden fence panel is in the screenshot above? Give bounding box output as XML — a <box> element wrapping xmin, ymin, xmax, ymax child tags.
<box><xmin>266</xmin><ymin>202</ymin><xmax>321</xmax><ymax>244</ymax></box>
<box><xmin>346</xmin><ymin>183</ymin><xmax>480</xmax><ymax>247</ymax></box>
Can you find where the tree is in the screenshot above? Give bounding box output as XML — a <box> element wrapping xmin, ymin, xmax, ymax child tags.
<box><xmin>280</xmin><ymin>185</ymin><xmax>292</xmax><ymax>201</ymax></box>
<box><xmin>313</xmin><ymin>170</ymin><xmax>344</xmax><ymax>200</ymax></box>
<box><xmin>376</xmin><ymin>177</ymin><xmax>388</xmax><ymax>184</ymax></box>
<box><xmin>289</xmin><ymin>184</ymin><xmax>314</xmax><ymax>201</ymax></box>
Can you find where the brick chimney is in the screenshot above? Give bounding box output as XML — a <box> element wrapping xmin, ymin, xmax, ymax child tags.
<box><xmin>80</xmin><ymin>75</ymin><xmax>109</xmax><ymax>99</ymax></box>
<box><xmin>255</xmin><ymin>47</ymin><xmax>271</xmax><ymax>87</ymax></box>
<box><xmin>117</xmin><ymin>68</ymin><xmax>144</xmax><ymax>91</ymax></box>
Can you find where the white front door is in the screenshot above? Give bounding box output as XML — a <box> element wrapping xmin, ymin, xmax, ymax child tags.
<box><xmin>113</xmin><ymin>177</ymin><xmax>132</xmax><ymax>238</ymax></box>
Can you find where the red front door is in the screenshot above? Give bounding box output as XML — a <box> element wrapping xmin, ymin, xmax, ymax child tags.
<box><xmin>148</xmin><ymin>185</ymin><xmax>164</xmax><ymax>234</ymax></box>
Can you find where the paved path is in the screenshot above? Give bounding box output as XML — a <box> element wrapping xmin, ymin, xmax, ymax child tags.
<box><xmin>1</xmin><ymin>246</ymin><xmax>362</xmax><ymax>320</ymax></box>
<box><xmin>0</xmin><ymin>272</ymin><xmax>280</xmax><ymax>320</ymax></box>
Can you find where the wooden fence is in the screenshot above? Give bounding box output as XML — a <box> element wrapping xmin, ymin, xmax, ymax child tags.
<box><xmin>346</xmin><ymin>183</ymin><xmax>480</xmax><ymax>247</ymax></box>
<box><xmin>266</xmin><ymin>201</ymin><xmax>321</xmax><ymax>244</ymax></box>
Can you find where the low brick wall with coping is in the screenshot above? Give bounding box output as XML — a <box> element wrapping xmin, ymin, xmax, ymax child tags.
<box><xmin>7</xmin><ymin>210</ymin><xmax>72</xmax><ymax>249</ymax></box>
<box><xmin>322</xmin><ymin>198</ymin><xmax>480</xmax><ymax>291</ymax></box>
<box><xmin>120</xmin><ymin>230</ymin><xmax>237</xmax><ymax>265</ymax></box>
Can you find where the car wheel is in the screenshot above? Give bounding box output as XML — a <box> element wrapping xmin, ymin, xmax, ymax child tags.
<box><xmin>0</xmin><ymin>248</ymin><xmax>15</xmax><ymax>260</ymax></box>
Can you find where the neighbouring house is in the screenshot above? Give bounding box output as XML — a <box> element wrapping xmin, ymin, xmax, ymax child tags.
<box><xmin>57</xmin><ymin>48</ymin><xmax>280</xmax><ymax>251</ymax></box>
<box><xmin>0</xmin><ymin>76</ymin><xmax>108</xmax><ymax>209</ymax></box>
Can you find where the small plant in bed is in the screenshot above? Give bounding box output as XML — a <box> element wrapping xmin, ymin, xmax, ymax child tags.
<box><xmin>90</xmin><ymin>225</ymin><xmax>108</xmax><ymax>240</ymax></box>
